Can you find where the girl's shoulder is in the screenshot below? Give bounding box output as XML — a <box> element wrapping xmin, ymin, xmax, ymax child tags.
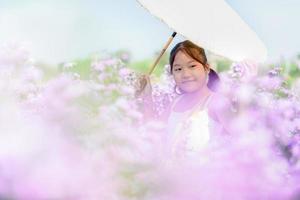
<box><xmin>206</xmin><ymin>92</ymin><xmax>229</xmax><ymax>122</ymax></box>
<box><xmin>207</xmin><ymin>92</ymin><xmax>232</xmax><ymax>126</ymax></box>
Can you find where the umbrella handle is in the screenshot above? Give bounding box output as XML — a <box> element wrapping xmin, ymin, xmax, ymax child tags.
<box><xmin>147</xmin><ymin>32</ymin><xmax>177</xmax><ymax>75</ymax></box>
<box><xmin>136</xmin><ymin>32</ymin><xmax>177</xmax><ymax>97</ymax></box>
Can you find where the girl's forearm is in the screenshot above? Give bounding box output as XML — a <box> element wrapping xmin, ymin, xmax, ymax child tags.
<box><xmin>142</xmin><ymin>95</ymin><xmax>156</xmax><ymax>121</ymax></box>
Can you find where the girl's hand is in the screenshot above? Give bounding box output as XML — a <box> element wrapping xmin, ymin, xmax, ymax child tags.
<box><xmin>135</xmin><ymin>75</ymin><xmax>155</xmax><ymax>121</ymax></box>
<box><xmin>135</xmin><ymin>75</ymin><xmax>152</xmax><ymax>98</ymax></box>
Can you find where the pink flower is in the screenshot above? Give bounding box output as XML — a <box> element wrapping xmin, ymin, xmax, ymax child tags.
<box><xmin>92</xmin><ymin>62</ymin><xmax>106</xmax><ymax>71</ymax></box>
<box><xmin>230</xmin><ymin>60</ymin><xmax>258</xmax><ymax>82</ymax></box>
<box><xmin>119</xmin><ymin>67</ymin><xmax>131</xmax><ymax>77</ymax></box>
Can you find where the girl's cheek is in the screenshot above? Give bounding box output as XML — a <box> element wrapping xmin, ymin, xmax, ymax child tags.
<box><xmin>173</xmin><ymin>74</ymin><xmax>180</xmax><ymax>80</ymax></box>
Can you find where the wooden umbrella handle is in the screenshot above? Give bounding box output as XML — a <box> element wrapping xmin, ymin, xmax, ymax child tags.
<box><xmin>135</xmin><ymin>32</ymin><xmax>177</xmax><ymax>97</ymax></box>
<box><xmin>147</xmin><ymin>32</ymin><xmax>177</xmax><ymax>75</ymax></box>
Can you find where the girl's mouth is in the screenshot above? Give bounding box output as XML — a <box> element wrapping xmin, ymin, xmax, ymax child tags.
<box><xmin>182</xmin><ymin>80</ymin><xmax>195</xmax><ymax>84</ymax></box>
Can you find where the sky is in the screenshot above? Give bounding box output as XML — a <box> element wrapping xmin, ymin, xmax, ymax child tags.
<box><xmin>0</xmin><ymin>0</ymin><xmax>299</xmax><ymax>64</ymax></box>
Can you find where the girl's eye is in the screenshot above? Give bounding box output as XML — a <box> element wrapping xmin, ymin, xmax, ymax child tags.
<box><xmin>174</xmin><ymin>68</ymin><xmax>182</xmax><ymax>71</ymax></box>
<box><xmin>190</xmin><ymin>65</ymin><xmax>196</xmax><ymax>68</ymax></box>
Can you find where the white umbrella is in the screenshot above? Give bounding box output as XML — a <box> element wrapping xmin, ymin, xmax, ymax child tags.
<box><xmin>137</xmin><ymin>0</ymin><xmax>267</xmax><ymax>74</ymax></box>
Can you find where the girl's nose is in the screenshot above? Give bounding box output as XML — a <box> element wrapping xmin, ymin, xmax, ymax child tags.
<box><xmin>181</xmin><ymin>68</ymin><xmax>192</xmax><ymax>78</ymax></box>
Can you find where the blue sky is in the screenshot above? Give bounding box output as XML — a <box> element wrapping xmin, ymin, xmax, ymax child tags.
<box><xmin>227</xmin><ymin>0</ymin><xmax>300</xmax><ymax>62</ymax></box>
<box><xmin>0</xmin><ymin>0</ymin><xmax>299</xmax><ymax>64</ymax></box>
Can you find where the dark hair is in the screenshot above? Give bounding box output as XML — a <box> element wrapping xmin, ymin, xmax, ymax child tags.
<box><xmin>169</xmin><ymin>40</ymin><xmax>220</xmax><ymax>91</ymax></box>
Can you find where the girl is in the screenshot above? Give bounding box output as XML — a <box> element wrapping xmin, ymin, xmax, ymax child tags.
<box><xmin>140</xmin><ymin>40</ymin><xmax>226</xmax><ymax>155</ymax></box>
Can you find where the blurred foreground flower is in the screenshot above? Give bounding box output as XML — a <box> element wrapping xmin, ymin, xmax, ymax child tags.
<box><xmin>1</xmin><ymin>44</ymin><xmax>300</xmax><ymax>199</ymax></box>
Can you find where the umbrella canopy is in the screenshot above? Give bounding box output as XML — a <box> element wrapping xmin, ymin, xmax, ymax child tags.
<box><xmin>137</xmin><ymin>0</ymin><xmax>267</xmax><ymax>62</ymax></box>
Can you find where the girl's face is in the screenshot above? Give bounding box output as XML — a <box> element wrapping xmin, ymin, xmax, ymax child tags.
<box><xmin>172</xmin><ymin>50</ymin><xmax>208</xmax><ymax>93</ymax></box>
